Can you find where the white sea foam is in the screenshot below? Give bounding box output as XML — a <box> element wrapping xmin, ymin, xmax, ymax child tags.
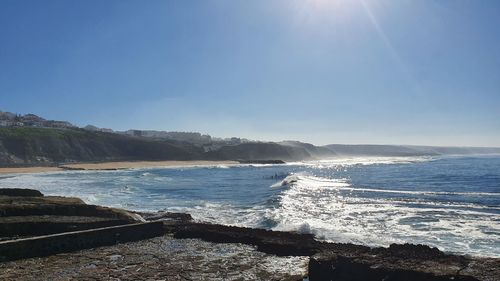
<box><xmin>268</xmin><ymin>173</ymin><xmax>500</xmax><ymax>257</ymax></box>
<box><xmin>176</xmin><ymin>202</ymin><xmax>269</xmax><ymax>227</ymax></box>
<box><xmin>341</xmin><ymin>187</ymin><xmax>500</xmax><ymax>197</ymax></box>
<box><xmin>1</xmin><ymin>160</ymin><xmax>498</xmax><ymax>257</ymax></box>
<box><xmin>273</xmin><ymin>173</ymin><xmax>499</xmax><ymax>197</ymax></box>
<box><xmin>287</xmin><ymin>156</ymin><xmax>436</xmax><ymax>168</ymax></box>
<box><xmin>271</xmin><ymin>173</ymin><xmax>350</xmax><ymax>188</ymax></box>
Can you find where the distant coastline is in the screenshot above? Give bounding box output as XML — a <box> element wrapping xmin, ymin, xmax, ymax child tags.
<box><xmin>1</xmin><ymin>121</ymin><xmax>500</xmax><ymax>169</ymax></box>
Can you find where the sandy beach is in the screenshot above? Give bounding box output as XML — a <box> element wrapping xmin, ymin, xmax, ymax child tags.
<box><xmin>0</xmin><ymin>160</ymin><xmax>239</xmax><ymax>174</ymax></box>
<box><xmin>0</xmin><ymin>167</ymin><xmax>63</xmax><ymax>174</ymax></box>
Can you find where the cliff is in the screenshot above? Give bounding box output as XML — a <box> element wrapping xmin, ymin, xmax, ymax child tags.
<box><xmin>0</xmin><ymin>127</ymin><xmax>204</xmax><ymax>166</ymax></box>
<box><xmin>0</xmin><ymin>127</ymin><xmax>311</xmax><ymax>166</ymax></box>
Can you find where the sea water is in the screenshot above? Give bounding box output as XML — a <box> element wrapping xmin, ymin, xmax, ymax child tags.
<box><xmin>1</xmin><ymin>155</ymin><xmax>499</xmax><ymax>257</ymax></box>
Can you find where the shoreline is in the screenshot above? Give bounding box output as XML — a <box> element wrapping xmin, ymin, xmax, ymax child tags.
<box><xmin>0</xmin><ymin>189</ymin><xmax>498</xmax><ymax>280</ymax></box>
<box><xmin>0</xmin><ymin>160</ymin><xmax>239</xmax><ymax>175</ymax></box>
<box><xmin>0</xmin><ymin>167</ymin><xmax>63</xmax><ymax>174</ymax></box>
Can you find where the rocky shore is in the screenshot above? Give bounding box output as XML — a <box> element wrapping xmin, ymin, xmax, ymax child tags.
<box><xmin>0</xmin><ymin>188</ymin><xmax>498</xmax><ymax>280</ymax></box>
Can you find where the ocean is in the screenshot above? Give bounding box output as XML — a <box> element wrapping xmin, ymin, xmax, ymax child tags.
<box><xmin>1</xmin><ymin>155</ymin><xmax>499</xmax><ymax>257</ymax></box>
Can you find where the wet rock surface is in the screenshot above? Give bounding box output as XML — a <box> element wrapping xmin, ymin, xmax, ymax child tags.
<box><xmin>0</xmin><ymin>234</ymin><xmax>309</xmax><ymax>281</ymax></box>
<box><xmin>168</xmin><ymin>222</ymin><xmax>320</xmax><ymax>256</ymax></box>
<box><xmin>308</xmin><ymin>251</ymin><xmax>479</xmax><ymax>281</ymax></box>
<box><xmin>0</xmin><ymin>188</ymin><xmax>43</xmax><ymax>197</ymax></box>
<box><xmin>163</xmin><ymin>221</ymin><xmax>499</xmax><ymax>281</ymax></box>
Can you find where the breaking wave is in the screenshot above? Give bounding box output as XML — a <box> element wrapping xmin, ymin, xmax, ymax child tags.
<box><xmin>268</xmin><ymin>173</ymin><xmax>500</xmax><ymax>257</ymax></box>
<box><xmin>0</xmin><ymin>155</ymin><xmax>498</xmax><ymax>257</ymax></box>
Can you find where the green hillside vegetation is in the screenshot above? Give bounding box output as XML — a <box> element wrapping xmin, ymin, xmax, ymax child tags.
<box><xmin>0</xmin><ymin>127</ymin><xmax>204</xmax><ymax>166</ymax></box>
<box><xmin>0</xmin><ymin>127</ymin><xmax>312</xmax><ymax>166</ymax></box>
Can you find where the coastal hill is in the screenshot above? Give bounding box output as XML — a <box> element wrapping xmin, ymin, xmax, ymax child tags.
<box><xmin>0</xmin><ymin>127</ymin><xmax>312</xmax><ymax>166</ymax></box>
<box><xmin>206</xmin><ymin>142</ymin><xmax>311</xmax><ymax>162</ymax></box>
<box><xmin>1</xmin><ymin>110</ymin><xmax>499</xmax><ymax>166</ymax></box>
<box><xmin>0</xmin><ymin>127</ymin><xmax>205</xmax><ymax>166</ymax></box>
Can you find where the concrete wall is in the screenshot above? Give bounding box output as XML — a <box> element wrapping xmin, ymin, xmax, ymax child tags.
<box><xmin>0</xmin><ymin>221</ymin><xmax>164</xmax><ymax>262</ymax></box>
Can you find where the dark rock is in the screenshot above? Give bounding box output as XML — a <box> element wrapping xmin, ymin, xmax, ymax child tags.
<box><xmin>308</xmin><ymin>252</ymin><xmax>479</xmax><ymax>281</ymax></box>
<box><xmin>369</xmin><ymin>243</ymin><xmax>470</xmax><ymax>271</ymax></box>
<box><xmin>460</xmin><ymin>259</ymin><xmax>500</xmax><ymax>281</ymax></box>
<box><xmin>169</xmin><ymin>222</ymin><xmax>319</xmax><ymax>256</ymax></box>
<box><xmin>58</xmin><ymin>166</ymin><xmax>85</xmax><ymax>171</ymax></box>
<box><xmin>0</xmin><ymin>196</ymin><xmax>138</xmax><ymax>220</ymax></box>
<box><xmin>0</xmin><ymin>188</ymin><xmax>43</xmax><ymax>197</ymax></box>
<box><xmin>135</xmin><ymin>211</ymin><xmax>192</xmax><ymax>222</ymax></box>
<box><xmin>384</xmin><ymin>243</ymin><xmax>445</xmax><ymax>259</ymax></box>
<box><xmin>238</xmin><ymin>159</ymin><xmax>286</xmax><ymax>164</ymax></box>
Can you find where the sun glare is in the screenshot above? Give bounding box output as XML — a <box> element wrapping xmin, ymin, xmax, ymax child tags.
<box><xmin>305</xmin><ymin>0</ymin><xmax>354</xmax><ymax>11</ymax></box>
<box><xmin>291</xmin><ymin>0</ymin><xmax>358</xmax><ymax>26</ymax></box>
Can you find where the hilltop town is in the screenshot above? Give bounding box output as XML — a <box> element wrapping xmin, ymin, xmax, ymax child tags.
<box><xmin>0</xmin><ymin>110</ymin><xmax>249</xmax><ymax>148</ymax></box>
<box><xmin>0</xmin><ymin>111</ymin><xmax>74</xmax><ymax>129</ymax></box>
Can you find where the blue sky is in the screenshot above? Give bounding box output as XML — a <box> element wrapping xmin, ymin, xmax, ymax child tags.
<box><xmin>1</xmin><ymin>0</ymin><xmax>499</xmax><ymax>146</ymax></box>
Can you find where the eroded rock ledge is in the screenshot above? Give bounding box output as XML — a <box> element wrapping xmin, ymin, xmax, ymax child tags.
<box><xmin>0</xmin><ymin>191</ymin><xmax>139</xmax><ymax>240</ymax></box>
<box><xmin>160</xmin><ymin>220</ymin><xmax>499</xmax><ymax>281</ymax></box>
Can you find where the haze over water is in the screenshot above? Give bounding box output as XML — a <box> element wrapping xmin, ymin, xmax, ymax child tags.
<box><xmin>1</xmin><ymin>155</ymin><xmax>499</xmax><ymax>257</ymax></box>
